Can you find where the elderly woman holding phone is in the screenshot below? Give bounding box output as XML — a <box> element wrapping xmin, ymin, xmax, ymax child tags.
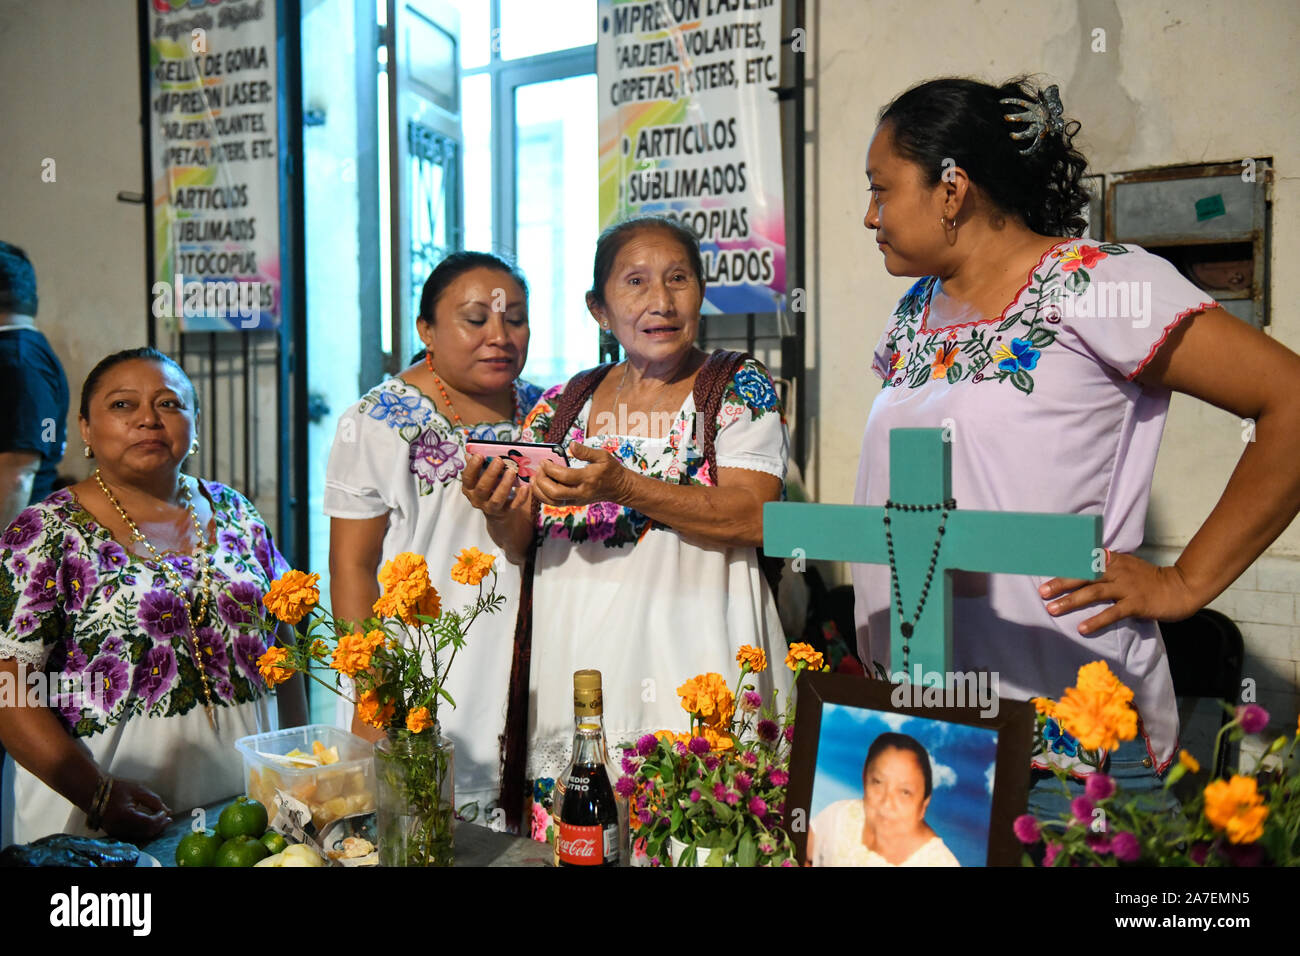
<box><xmin>462</xmin><ymin>216</ymin><xmax>793</xmax><ymax>830</ymax></box>
<box><xmin>325</xmin><ymin>252</ymin><xmax>542</xmax><ymax>818</ymax></box>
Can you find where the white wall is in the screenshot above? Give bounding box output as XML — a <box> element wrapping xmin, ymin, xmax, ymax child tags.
<box><xmin>806</xmin><ymin>0</ymin><xmax>1300</xmax><ymax>728</ymax></box>
<box><xmin>0</xmin><ymin>0</ymin><xmax>147</xmax><ymax>476</ymax></box>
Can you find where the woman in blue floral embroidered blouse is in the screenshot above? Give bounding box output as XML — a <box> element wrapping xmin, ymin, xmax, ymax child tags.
<box><xmin>0</xmin><ymin>348</ymin><xmax>305</xmax><ymax>846</ymax></box>
<box><xmin>462</xmin><ymin>217</ymin><xmax>794</xmax><ymax>837</ymax></box>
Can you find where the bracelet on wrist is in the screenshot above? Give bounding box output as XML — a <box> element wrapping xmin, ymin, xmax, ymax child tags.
<box><xmin>85</xmin><ymin>773</ymin><xmax>114</xmax><ymax>831</ymax></box>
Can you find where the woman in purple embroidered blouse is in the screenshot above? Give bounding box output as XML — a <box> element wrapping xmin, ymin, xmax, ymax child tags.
<box><xmin>853</xmin><ymin>77</ymin><xmax>1300</xmax><ymax>821</ymax></box>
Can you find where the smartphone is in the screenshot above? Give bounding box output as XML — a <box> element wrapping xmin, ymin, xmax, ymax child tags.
<box><xmin>464</xmin><ymin>439</ymin><xmax>569</xmax><ymax>483</ymax></box>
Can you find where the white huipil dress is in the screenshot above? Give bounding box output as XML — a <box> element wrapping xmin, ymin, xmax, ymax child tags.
<box><xmin>324</xmin><ymin>377</ymin><xmax>543</xmax><ymax>818</ymax></box>
<box><xmin>520</xmin><ymin>357</ymin><xmax>793</xmax><ymax>784</ymax></box>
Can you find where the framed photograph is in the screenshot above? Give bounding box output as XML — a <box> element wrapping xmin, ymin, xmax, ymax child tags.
<box><xmin>784</xmin><ymin>673</ymin><xmax>1034</xmax><ymax>867</ymax></box>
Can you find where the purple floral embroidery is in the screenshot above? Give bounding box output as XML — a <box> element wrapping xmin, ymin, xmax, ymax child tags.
<box><xmin>234</xmin><ymin>632</ymin><xmax>269</xmax><ymax>685</ymax></box>
<box><xmin>86</xmin><ymin>655</ymin><xmax>130</xmax><ymax>711</ymax></box>
<box><xmin>195</xmin><ymin>626</ymin><xmax>230</xmax><ymax>676</ymax></box>
<box><xmin>11</xmin><ymin>553</ymin><xmax>29</xmax><ymax>578</ymax></box>
<box><xmin>58</xmin><ymin>554</ymin><xmax>96</xmax><ymax>613</ymax></box>
<box><xmin>132</xmin><ymin>645</ymin><xmax>178</xmax><ymax>709</ymax></box>
<box><xmin>218</xmin><ymin>580</ymin><xmax>263</xmax><ymax>630</ymax></box>
<box><xmin>64</xmin><ymin>646</ymin><xmax>89</xmax><ymax>673</ymax></box>
<box><xmin>23</xmin><ymin>558</ymin><xmax>61</xmax><ymax>613</ymax></box>
<box><xmin>2</xmin><ymin>510</ymin><xmax>42</xmax><ymax>550</ymax></box>
<box><xmin>137</xmin><ymin>590</ymin><xmax>189</xmax><ymax>640</ymax></box>
<box><xmin>12</xmin><ymin>612</ymin><xmax>37</xmax><ymax>635</ymax></box>
<box><xmin>164</xmin><ymin>554</ymin><xmax>197</xmax><ymax>577</ymax></box>
<box><xmin>586</xmin><ymin>501</ymin><xmax>621</xmax><ymax>542</ymax></box>
<box><xmin>251</xmin><ymin>526</ymin><xmax>274</xmax><ymax>580</ymax></box>
<box><xmin>96</xmin><ymin>540</ymin><xmax>129</xmax><ymax>572</ymax></box>
<box><xmin>409</xmin><ymin>430</ymin><xmax>464</xmax><ymax>484</ymax></box>
<box><xmin>46</xmin><ymin>489</ymin><xmax>73</xmax><ymax>506</ymax></box>
<box><xmin>101</xmin><ymin>636</ymin><xmax>124</xmax><ymax>656</ymax></box>
<box><xmin>219</xmin><ymin>529</ymin><xmax>247</xmax><ymax>556</ymax></box>
<box><xmin>59</xmin><ymin>698</ymin><xmax>83</xmax><ymax>726</ymax></box>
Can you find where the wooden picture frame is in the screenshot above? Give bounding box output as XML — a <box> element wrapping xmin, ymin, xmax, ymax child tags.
<box><xmin>784</xmin><ymin>673</ymin><xmax>1034</xmax><ymax>867</ymax></box>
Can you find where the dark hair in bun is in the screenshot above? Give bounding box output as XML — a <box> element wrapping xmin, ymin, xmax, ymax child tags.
<box><xmin>879</xmin><ymin>76</ymin><xmax>1091</xmax><ymax>238</ymax></box>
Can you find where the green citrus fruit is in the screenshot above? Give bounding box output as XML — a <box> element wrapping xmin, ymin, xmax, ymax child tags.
<box><xmin>175</xmin><ymin>829</ymin><xmax>223</xmax><ymax>867</ymax></box>
<box><xmin>217</xmin><ymin>796</ymin><xmax>269</xmax><ymax>840</ymax></box>
<box><xmin>214</xmin><ymin>834</ymin><xmax>271</xmax><ymax>867</ymax></box>
<box><xmin>260</xmin><ymin>830</ymin><xmax>288</xmax><ymax>855</ymax></box>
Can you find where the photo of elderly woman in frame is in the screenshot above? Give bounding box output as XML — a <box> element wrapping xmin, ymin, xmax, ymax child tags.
<box><xmin>785</xmin><ymin>674</ymin><xmax>1034</xmax><ymax>866</ymax></box>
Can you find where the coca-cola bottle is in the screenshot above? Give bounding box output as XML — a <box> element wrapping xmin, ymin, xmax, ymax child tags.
<box><xmin>556</xmin><ymin>669</ymin><xmax>619</xmax><ymax>867</ymax></box>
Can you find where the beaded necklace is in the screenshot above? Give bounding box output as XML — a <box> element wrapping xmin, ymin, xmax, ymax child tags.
<box><xmin>882</xmin><ymin>497</ymin><xmax>957</xmax><ymax>673</ymax></box>
<box><xmin>424</xmin><ymin>349</ymin><xmax>519</xmax><ymax>426</ymax></box>
<box><xmin>94</xmin><ymin>469</ymin><xmax>220</xmax><ymax>731</ymax></box>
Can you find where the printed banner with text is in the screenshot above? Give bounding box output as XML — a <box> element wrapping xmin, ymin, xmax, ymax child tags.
<box><xmin>147</xmin><ymin>0</ymin><xmax>281</xmax><ymax>331</ymax></box>
<box><xmin>597</xmin><ymin>0</ymin><xmax>786</xmax><ymax>315</ymax></box>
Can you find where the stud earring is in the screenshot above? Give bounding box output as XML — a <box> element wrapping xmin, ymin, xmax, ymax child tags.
<box><xmin>83</xmin><ymin>445</ymin><xmax>93</xmax><ymax>459</ymax></box>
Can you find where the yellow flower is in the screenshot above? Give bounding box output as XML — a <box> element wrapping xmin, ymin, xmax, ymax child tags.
<box><xmin>1178</xmin><ymin>750</ymin><xmax>1201</xmax><ymax>774</ymax></box>
<box><xmin>676</xmin><ymin>673</ymin><xmax>735</xmax><ymax>729</ymax></box>
<box><xmin>356</xmin><ymin>689</ymin><xmax>396</xmax><ymax>730</ymax></box>
<box><xmin>1053</xmin><ymin>660</ymin><xmax>1137</xmax><ymax>752</ymax></box>
<box><xmin>308</xmin><ymin>639</ymin><xmax>329</xmax><ymax>659</ymax></box>
<box><xmin>262</xmin><ymin>570</ymin><xmax>320</xmax><ymax>625</ymax></box>
<box><xmin>1203</xmin><ymin>775</ymin><xmax>1269</xmax><ymax>844</ymax></box>
<box><xmin>736</xmin><ymin>645</ymin><xmax>767</xmax><ymax>674</ymax></box>
<box><xmin>785</xmin><ymin>643</ymin><xmax>824</xmax><ymax>673</ymax></box>
<box><xmin>406</xmin><ymin>706</ymin><xmax>433</xmax><ymax>734</ymax></box>
<box><xmin>373</xmin><ymin>553</ymin><xmax>441</xmax><ymax>625</ymax></box>
<box><xmin>450</xmin><ymin>547</ymin><xmax>496</xmax><ymax>586</ymax></box>
<box><xmin>256</xmin><ymin>646</ymin><xmax>295</xmax><ymax>687</ymax></box>
<box><xmin>331</xmin><ymin>629</ymin><xmax>386</xmax><ymax>678</ymax></box>
<box><xmin>1032</xmin><ymin>697</ymin><xmax>1058</xmax><ymax>718</ymax></box>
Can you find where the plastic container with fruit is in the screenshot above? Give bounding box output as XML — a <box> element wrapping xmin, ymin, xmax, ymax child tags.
<box><xmin>235</xmin><ymin>724</ymin><xmax>377</xmax><ymax>832</ymax></box>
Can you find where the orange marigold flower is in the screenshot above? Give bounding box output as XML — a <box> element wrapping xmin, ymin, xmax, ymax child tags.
<box><xmin>450</xmin><ymin>546</ymin><xmax>496</xmax><ymax>586</ymax></box>
<box><xmin>262</xmin><ymin>570</ymin><xmax>320</xmax><ymax>625</ymax></box>
<box><xmin>698</xmin><ymin>726</ymin><xmax>735</xmax><ymax>753</ymax></box>
<box><xmin>1178</xmin><ymin>750</ymin><xmax>1200</xmax><ymax>774</ymax></box>
<box><xmin>331</xmin><ymin>629</ymin><xmax>386</xmax><ymax>677</ymax></box>
<box><xmin>373</xmin><ymin>553</ymin><xmax>440</xmax><ymax>625</ymax></box>
<box><xmin>736</xmin><ymin>645</ymin><xmax>768</xmax><ymax>674</ymax></box>
<box><xmin>677</xmin><ymin>673</ymin><xmax>734</xmax><ymax>729</ymax></box>
<box><xmin>256</xmin><ymin>646</ymin><xmax>295</xmax><ymax>687</ymax></box>
<box><xmin>406</xmin><ymin>706</ymin><xmax>433</xmax><ymax>734</ymax></box>
<box><xmin>785</xmin><ymin>643</ymin><xmax>824</xmax><ymax>673</ymax></box>
<box><xmin>1032</xmin><ymin>697</ymin><xmax>1058</xmax><ymax>718</ymax></box>
<box><xmin>1203</xmin><ymin>775</ymin><xmax>1269</xmax><ymax>844</ymax></box>
<box><xmin>308</xmin><ymin>639</ymin><xmax>329</xmax><ymax>659</ymax></box>
<box><xmin>1053</xmin><ymin>660</ymin><xmax>1137</xmax><ymax>752</ymax></box>
<box><xmin>356</xmin><ymin>689</ymin><xmax>396</xmax><ymax>730</ymax></box>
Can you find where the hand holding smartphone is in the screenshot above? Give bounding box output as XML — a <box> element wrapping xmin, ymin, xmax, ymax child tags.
<box><xmin>464</xmin><ymin>439</ymin><xmax>569</xmax><ymax>483</ymax></box>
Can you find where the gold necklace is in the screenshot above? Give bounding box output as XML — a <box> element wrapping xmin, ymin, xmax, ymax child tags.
<box><xmin>94</xmin><ymin>468</ymin><xmax>219</xmax><ymax>731</ymax></box>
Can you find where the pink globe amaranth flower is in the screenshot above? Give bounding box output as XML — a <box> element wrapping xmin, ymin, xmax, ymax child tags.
<box><xmin>783</xmin><ymin>724</ymin><xmax>795</xmax><ymax>743</ymax></box>
<box><xmin>757</xmin><ymin>719</ymin><xmax>780</xmax><ymax>743</ymax></box>
<box><xmin>735</xmin><ymin>771</ymin><xmax>753</xmax><ymax>792</ymax></box>
<box><xmin>1189</xmin><ymin>842</ymin><xmax>1211</xmax><ymax>866</ymax></box>
<box><xmin>615</xmin><ymin>775</ymin><xmax>637</xmax><ymax>798</ymax></box>
<box><xmin>724</xmin><ymin>790</ymin><xmax>740</xmax><ymax>806</ymax></box>
<box><xmin>739</xmin><ymin>750</ymin><xmax>758</xmax><ymax>767</ymax></box>
<box><xmin>780</xmin><ymin>859</ymin><xmax>795</xmax><ymax>867</ymax></box>
<box><xmin>637</xmin><ymin>808</ymin><xmax>653</xmax><ymax>826</ymax></box>
<box><xmin>1237</xmin><ymin>703</ymin><xmax>1270</xmax><ymax>734</ymax></box>
<box><xmin>1223</xmin><ymin>842</ymin><xmax>1265</xmax><ymax>867</ymax></box>
<box><xmin>1070</xmin><ymin>796</ymin><xmax>1094</xmax><ymax>825</ymax></box>
<box><xmin>650</xmin><ymin>857</ymin><xmax>661</xmax><ymax>867</ymax></box>
<box><xmin>636</xmin><ymin>733</ymin><xmax>659</xmax><ymax>757</ymax></box>
<box><xmin>767</xmin><ymin>768</ymin><xmax>789</xmax><ymax>786</ymax></box>
<box><xmin>621</xmin><ymin>754</ymin><xmax>638</xmax><ymax>775</ymax></box>
<box><xmin>741</xmin><ymin>690</ymin><xmax>763</xmax><ymax>712</ymax></box>
<box><xmin>749</xmin><ymin>796</ymin><xmax>767</xmax><ymax>816</ymax></box>
<box><xmin>1110</xmin><ymin>831</ymin><xmax>1140</xmax><ymax>863</ymax></box>
<box><xmin>1043</xmin><ymin>843</ymin><xmax>1063</xmax><ymax>867</ymax></box>
<box><xmin>713</xmin><ymin>781</ymin><xmax>727</xmax><ymax>800</ymax></box>
<box><xmin>759</xmin><ymin>842</ymin><xmax>775</xmax><ymax>854</ymax></box>
<box><xmin>688</xmin><ymin>735</ymin><xmax>711</xmax><ymax>755</ymax></box>
<box><xmin>689</xmin><ymin>789</ymin><xmax>702</xmax><ymax>803</ymax></box>
<box><xmin>704</xmin><ymin>755</ymin><xmax>720</xmax><ymax>771</ymax></box>
<box><xmin>1012</xmin><ymin>814</ymin><xmax>1041</xmax><ymax>845</ymax></box>
<box><xmin>1086</xmin><ymin>834</ymin><xmax>1112</xmax><ymax>855</ymax></box>
<box><xmin>674</xmin><ymin>741</ymin><xmax>688</xmax><ymax>755</ymax></box>
<box><xmin>1084</xmin><ymin>772</ymin><xmax>1115</xmax><ymax>802</ymax></box>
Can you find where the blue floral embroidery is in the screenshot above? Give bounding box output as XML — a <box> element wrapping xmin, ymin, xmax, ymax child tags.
<box><xmin>995</xmin><ymin>337</ymin><xmax>1041</xmax><ymax>373</ymax></box>
<box><xmin>367</xmin><ymin>391</ymin><xmax>429</xmax><ymax>428</ymax></box>
<box><xmin>467</xmin><ymin>423</ymin><xmax>501</xmax><ymax>441</ymax></box>
<box><xmin>1044</xmin><ymin>718</ymin><xmax>1079</xmax><ymax>757</ymax></box>
<box><xmin>733</xmin><ymin>366</ymin><xmax>778</xmax><ymax>410</ymax></box>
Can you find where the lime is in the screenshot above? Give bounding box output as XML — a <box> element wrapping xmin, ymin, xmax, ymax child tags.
<box><xmin>217</xmin><ymin>796</ymin><xmax>269</xmax><ymax>840</ymax></box>
<box><xmin>175</xmin><ymin>829</ymin><xmax>223</xmax><ymax>867</ymax></box>
<box><xmin>214</xmin><ymin>834</ymin><xmax>271</xmax><ymax>867</ymax></box>
<box><xmin>260</xmin><ymin>830</ymin><xmax>288</xmax><ymax>855</ymax></box>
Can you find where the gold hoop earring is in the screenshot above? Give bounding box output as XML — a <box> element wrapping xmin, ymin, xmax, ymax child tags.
<box><xmin>939</xmin><ymin>215</ymin><xmax>956</xmax><ymax>230</ymax></box>
<box><xmin>83</xmin><ymin>445</ymin><xmax>93</xmax><ymax>459</ymax></box>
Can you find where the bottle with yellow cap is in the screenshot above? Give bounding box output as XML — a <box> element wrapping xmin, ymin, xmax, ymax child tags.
<box><xmin>554</xmin><ymin>669</ymin><xmax>620</xmax><ymax>866</ymax></box>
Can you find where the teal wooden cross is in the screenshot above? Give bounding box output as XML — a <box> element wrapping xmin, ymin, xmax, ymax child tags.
<box><xmin>764</xmin><ymin>428</ymin><xmax>1101</xmax><ymax>682</ymax></box>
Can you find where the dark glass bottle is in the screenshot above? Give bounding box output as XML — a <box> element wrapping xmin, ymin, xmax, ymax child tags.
<box><xmin>556</xmin><ymin>670</ymin><xmax>619</xmax><ymax>866</ymax></box>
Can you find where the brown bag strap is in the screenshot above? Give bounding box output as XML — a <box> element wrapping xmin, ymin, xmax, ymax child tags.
<box><xmin>500</xmin><ymin>362</ymin><xmax>617</xmax><ymax>833</ymax></box>
<box><xmin>692</xmin><ymin>349</ymin><xmax>751</xmax><ymax>475</ymax></box>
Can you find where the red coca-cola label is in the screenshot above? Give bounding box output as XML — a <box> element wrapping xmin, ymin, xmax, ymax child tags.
<box><xmin>557</xmin><ymin>823</ymin><xmax>603</xmax><ymax>865</ymax></box>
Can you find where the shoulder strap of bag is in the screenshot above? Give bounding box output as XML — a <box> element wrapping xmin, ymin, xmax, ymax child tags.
<box><xmin>692</xmin><ymin>348</ymin><xmax>751</xmax><ymax>475</ymax></box>
<box><xmin>544</xmin><ymin>363</ymin><xmax>618</xmax><ymax>444</ymax></box>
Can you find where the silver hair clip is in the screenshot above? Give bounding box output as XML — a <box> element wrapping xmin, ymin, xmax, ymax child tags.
<box><xmin>999</xmin><ymin>84</ymin><xmax>1066</xmax><ymax>155</ymax></box>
